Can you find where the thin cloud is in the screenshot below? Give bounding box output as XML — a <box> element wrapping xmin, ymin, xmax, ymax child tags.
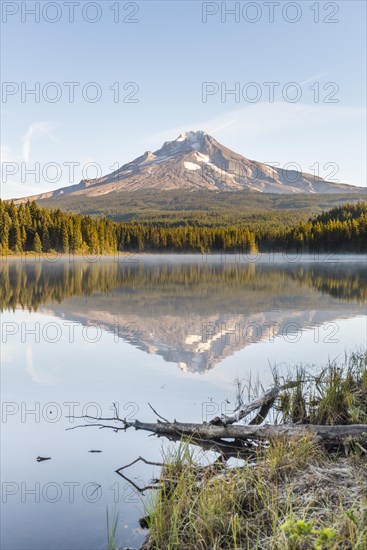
<box><xmin>299</xmin><ymin>72</ymin><xmax>329</xmax><ymax>86</ymax></box>
<box><xmin>210</xmin><ymin>119</ymin><xmax>237</xmax><ymax>135</ymax></box>
<box><xmin>22</xmin><ymin>121</ymin><xmax>59</xmax><ymax>162</ymax></box>
<box><xmin>149</xmin><ymin>102</ymin><xmax>365</xmax><ymax>145</ymax></box>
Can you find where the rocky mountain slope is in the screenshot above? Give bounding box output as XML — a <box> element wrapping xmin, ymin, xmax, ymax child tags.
<box><xmin>14</xmin><ymin>130</ymin><xmax>360</xmax><ymax>203</ymax></box>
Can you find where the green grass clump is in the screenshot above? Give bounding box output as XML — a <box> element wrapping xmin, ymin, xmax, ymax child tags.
<box><xmin>143</xmin><ymin>351</ymin><xmax>367</xmax><ymax>549</ymax></box>
<box><xmin>106</xmin><ymin>507</ymin><xmax>119</xmax><ymax>550</ymax></box>
<box><xmin>278</xmin><ymin>350</ymin><xmax>367</xmax><ymax>425</ymax></box>
<box><xmin>144</xmin><ymin>436</ymin><xmax>367</xmax><ymax>549</ymax></box>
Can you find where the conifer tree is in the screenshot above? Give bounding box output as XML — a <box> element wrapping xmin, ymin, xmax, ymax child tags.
<box><xmin>33</xmin><ymin>232</ymin><xmax>42</xmax><ymax>253</ymax></box>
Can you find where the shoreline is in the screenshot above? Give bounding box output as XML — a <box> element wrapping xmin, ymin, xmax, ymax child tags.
<box><xmin>139</xmin><ymin>439</ymin><xmax>367</xmax><ymax>550</ymax></box>
<box><xmin>2</xmin><ymin>251</ymin><xmax>367</xmax><ymax>263</ymax></box>
<box><xmin>132</xmin><ymin>350</ymin><xmax>367</xmax><ymax>550</ymax></box>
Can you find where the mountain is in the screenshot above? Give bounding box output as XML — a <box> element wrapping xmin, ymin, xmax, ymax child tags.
<box><xmin>14</xmin><ymin>130</ymin><xmax>360</xmax><ymax>204</ymax></box>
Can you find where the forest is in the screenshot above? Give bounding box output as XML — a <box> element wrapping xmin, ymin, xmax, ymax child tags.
<box><xmin>38</xmin><ymin>188</ymin><xmax>366</xmax><ymax>227</ymax></box>
<box><xmin>0</xmin><ymin>199</ymin><xmax>366</xmax><ymax>255</ymax></box>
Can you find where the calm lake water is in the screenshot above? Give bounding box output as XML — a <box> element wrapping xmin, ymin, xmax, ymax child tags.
<box><xmin>1</xmin><ymin>254</ymin><xmax>366</xmax><ymax>550</ymax></box>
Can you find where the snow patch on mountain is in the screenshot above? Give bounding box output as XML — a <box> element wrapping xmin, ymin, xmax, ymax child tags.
<box><xmin>184</xmin><ymin>161</ymin><xmax>201</xmax><ymax>171</ymax></box>
<box><xmin>195</xmin><ymin>152</ymin><xmax>210</xmax><ymax>163</ymax></box>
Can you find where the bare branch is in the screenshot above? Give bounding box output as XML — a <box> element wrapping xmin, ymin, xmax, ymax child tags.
<box><xmin>115</xmin><ymin>456</ymin><xmax>165</xmax><ymax>494</ymax></box>
<box><xmin>148</xmin><ymin>403</ymin><xmax>170</xmax><ymax>423</ymax></box>
<box><xmin>210</xmin><ymin>381</ymin><xmax>301</xmax><ymax>426</ymax></box>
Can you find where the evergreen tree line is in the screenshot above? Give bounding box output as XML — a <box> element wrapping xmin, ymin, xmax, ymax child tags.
<box><xmin>0</xmin><ymin>200</ymin><xmax>366</xmax><ymax>254</ymax></box>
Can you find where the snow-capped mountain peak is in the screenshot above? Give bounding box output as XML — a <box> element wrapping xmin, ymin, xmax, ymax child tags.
<box><xmin>13</xmin><ymin>130</ymin><xmax>359</xmax><ymax>203</ymax></box>
<box><xmin>156</xmin><ymin>130</ymin><xmax>210</xmax><ymax>157</ymax></box>
<box><xmin>175</xmin><ymin>130</ymin><xmax>208</xmax><ymax>142</ymax></box>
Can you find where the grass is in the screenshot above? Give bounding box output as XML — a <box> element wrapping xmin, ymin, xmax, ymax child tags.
<box><xmin>142</xmin><ymin>351</ymin><xmax>367</xmax><ymax>549</ymax></box>
<box><xmin>276</xmin><ymin>350</ymin><xmax>367</xmax><ymax>426</ymax></box>
<box><xmin>106</xmin><ymin>507</ymin><xmax>119</xmax><ymax>550</ymax></box>
<box><xmin>143</xmin><ymin>438</ymin><xmax>367</xmax><ymax>549</ymax></box>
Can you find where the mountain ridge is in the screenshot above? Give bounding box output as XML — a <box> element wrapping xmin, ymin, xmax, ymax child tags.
<box><xmin>13</xmin><ymin>130</ymin><xmax>361</xmax><ymax>204</ymax></box>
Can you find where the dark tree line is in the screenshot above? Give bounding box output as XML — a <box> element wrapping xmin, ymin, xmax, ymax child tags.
<box><xmin>257</xmin><ymin>202</ymin><xmax>367</xmax><ymax>252</ymax></box>
<box><xmin>0</xmin><ymin>200</ymin><xmax>366</xmax><ymax>254</ymax></box>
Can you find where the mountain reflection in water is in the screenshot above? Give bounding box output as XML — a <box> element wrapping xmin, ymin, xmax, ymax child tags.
<box><xmin>1</xmin><ymin>257</ymin><xmax>366</xmax><ymax>372</ymax></box>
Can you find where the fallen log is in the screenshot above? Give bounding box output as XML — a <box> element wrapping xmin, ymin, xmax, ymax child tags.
<box><xmin>67</xmin><ymin>366</ymin><xmax>367</xmax><ymax>454</ymax></box>
<box><xmin>124</xmin><ymin>419</ymin><xmax>367</xmax><ymax>445</ymax></box>
<box><xmin>68</xmin><ymin>415</ymin><xmax>367</xmax><ymax>447</ymax></box>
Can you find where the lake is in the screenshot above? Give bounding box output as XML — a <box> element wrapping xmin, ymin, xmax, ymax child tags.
<box><xmin>1</xmin><ymin>254</ymin><xmax>366</xmax><ymax>550</ymax></box>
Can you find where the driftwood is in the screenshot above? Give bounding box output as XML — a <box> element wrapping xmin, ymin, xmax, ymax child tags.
<box><xmin>124</xmin><ymin>420</ymin><xmax>367</xmax><ymax>444</ymax></box>
<box><xmin>68</xmin><ymin>396</ymin><xmax>367</xmax><ymax>453</ymax></box>
<box><xmin>209</xmin><ymin>381</ymin><xmax>300</xmax><ymax>426</ymax></box>
<box><xmin>67</xmin><ymin>384</ymin><xmax>367</xmax><ymax>505</ymax></box>
<box><xmin>65</xmin><ymin>382</ymin><xmax>367</xmax><ymax>463</ymax></box>
<box><xmin>69</xmin><ymin>417</ymin><xmax>367</xmax><ymax>443</ymax></box>
<box><xmin>115</xmin><ymin>456</ymin><xmax>164</xmax><ymax>493</ymax></box>
<box><xmin>66</xmin><ymin>371</ymin><xmax>367</xmax><ymax>550</ymax></box>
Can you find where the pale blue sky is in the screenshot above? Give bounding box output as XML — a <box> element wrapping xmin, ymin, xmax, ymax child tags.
<box><xmin>1</xmin><ymin>0</ymin><xmax>366</xmax><ymax>198</ymax></box>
